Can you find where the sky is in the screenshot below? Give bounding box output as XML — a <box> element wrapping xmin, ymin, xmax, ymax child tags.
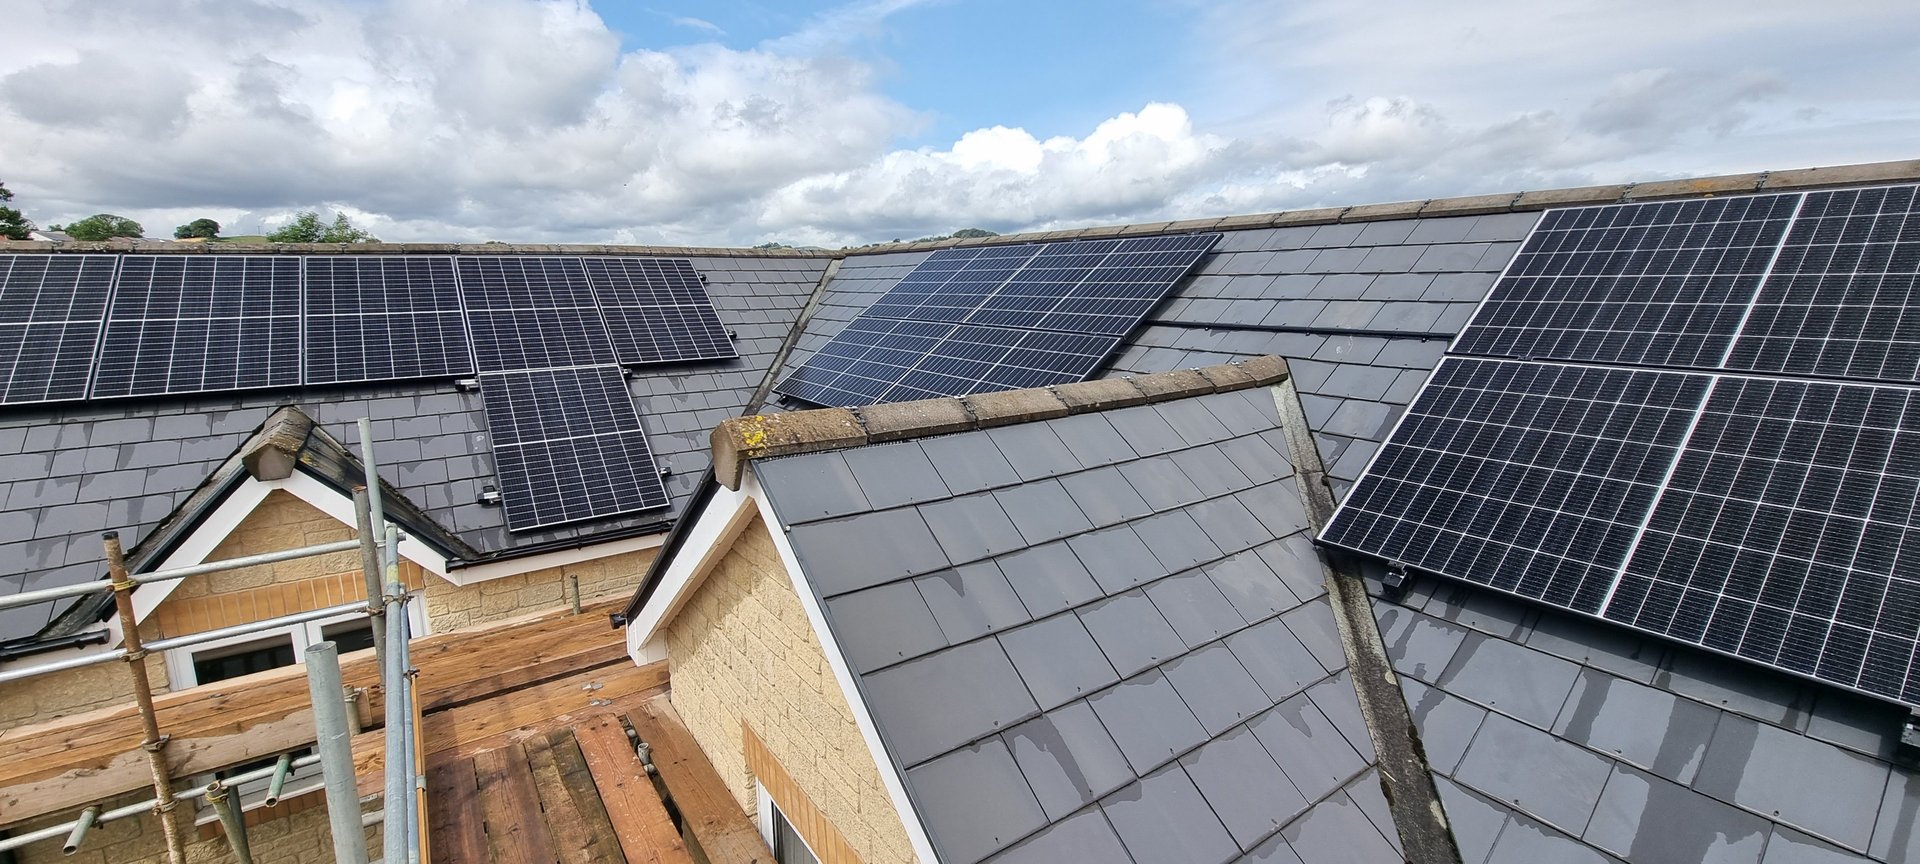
<box><xmin>0</xmin><ymin>0</ymin><xmax>1915</xmax><ymax>247</ymax></box>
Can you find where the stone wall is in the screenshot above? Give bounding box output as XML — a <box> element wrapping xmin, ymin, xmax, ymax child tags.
<box><xmin>8</xmin><ymin>790</ymin><xmax>382</xmax><ymax>864</ymax></box>
<box><xmin>664</xmin><ymin>514</ymin><xmax>914</xmax><ymax>864</ymax></box>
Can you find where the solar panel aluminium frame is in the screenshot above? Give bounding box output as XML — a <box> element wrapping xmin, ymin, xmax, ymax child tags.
<box><xmin>0</xmin><ymin>253</ymin><xmax>121</xmax><ymax>405</ymax></box>
<box><xmin>580</xmin><ymin>256</ymin><xmax>738</xmax><ymax>365</ymax></box>
<box><xmin>452</xmin><ymin>255</ymin><xmax>622</xmax><ymax>374</ymax></box>
<box><xmin>477</xmin><ymin>363</ymin><xmax>671</xmax><ymax>531</ymax></box>
<box><xmin>302</xmin><ymin>255</ymin><xmax>478</xmax><ymax>385</ymax></box>
<box><xmin>90</xmin><ymin>255</ymin><xmax>307</xmax><ymax>399</ymax></box>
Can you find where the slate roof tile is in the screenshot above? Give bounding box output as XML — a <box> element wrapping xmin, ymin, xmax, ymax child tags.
<box><xmin>908</xmin><ymin>738</ymin><xmax>1049</xmax><ymax>864</ymax></box>
<box><xmin>1454</xmin><ymin>712</ymin><xmax>1614</xmax><ymax>835</ymax></box>
<box><xmin>824</xmin><ymin>581</ymin><xmax>948</xmax><ymax>674</ymax></box>
<box><xmin>998</xmin><ymin>612</ymin><xmax>1120</xmax><ymax>710</ymax></box>
<box><xmin>1694</xmin><ymin>713</ymin><xmax>1888</xmax><ymax>849</ymax></box>
<box><xmin>997</xmin><ymin>541</ymin><xmax>1102</xmax><ymax>617</ymax></box>
<box><xmin>1057</xmin><ymin>465</ymin><xmax>1153</xmax><ymax>527</ymax></box>
<box><xmin>863</xmin><ymin>637</ymin><xmax>1038</xmax><ymax>767</ymax></box>
<box><xmin>916</xmin><ymin>562</ymin><xmax>1031</xmax><ymax>643</ymax></box>
<box><xmin>919</xmin><ymin>492</ymin><xmax>1027</xmax><ymax>564</ymax></box>
<box><xmin>1003</xmin><ymin>702</ymin><xmax>1135</xmax><ymax>821</ymax></box>
<box><xmin>1276</xmin><ymin>789</ymin><xmax>1402</xmax><ymax>864</ymax></box>
<box><xmin>1080</xmin><ymin>588</ymin><xmax>1187</xmax><ymax>677</ymax></box>
<box><xmin>1435</xmin><ymin>632</ymin><xmax>1583</xmax><ymax>728</ymax></box>
<box><xmin>1181</xmin><ymin>725</ymin><xmax>1310</xmax><ymax>850</ymax></box>
<box><xmin>1584</xmin><ymin>764</ymin><xmax>1770</xmax><ymax>864</ymax></box>
<box><xmin>983</xmin><ymin>807</ymin><xmax>1131</xmax><ymax>864</ymax></box>
<box><xmin>1551</xmin><ymin>667</ymin><xmax>1721</xmax><ymax>785</ymax></box>
<box><xmin>1162</xmin><ymin>641</ymin><xmax>1272</xmax><ymax>734</ymax></box>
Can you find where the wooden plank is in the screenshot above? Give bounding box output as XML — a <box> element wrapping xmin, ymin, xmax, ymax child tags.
<box><xmin>473</xmin><ymin>743</ymin><xmax>553</xmax><ymax>864</ymax></box>
<box><xmin>0</xmin><ymin>600</ymin><xmax>636</xmax><ymax>824</ymax></box>
<box><xmin>426</xmin><ymin>757</ymin><xmax>488</xmax><ymax>864</ymax></box>
<box><xmin>525</xmin><ymin>732</ymin><xmax>626</xmax><ymax>864</ymax></box>
<box><xmin>627</xmin><ymin>698</ymin><xmax>774</xmax><ymax>864</ymax></box>
<box><xmin>420</xmin><ymin>640</ymin><xmax>629</xmax><ymax>713</ymax></box>
<box><xmin>547</xmin><ymin>730</ymin><xmax>634</xmax><ymax>864</ymax></box>
<box><xmin>575</xmin><ymin>716</ymin><xmax>692</xmax><ymax>864</ymax></box>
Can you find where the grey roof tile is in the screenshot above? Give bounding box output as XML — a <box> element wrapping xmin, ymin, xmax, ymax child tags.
<box><xmin>756</xmin><ymin>451</ymin><xmax>870</xmax><ymax>523</ymax></box>
<box><xmin>1101</xmin><ymin>764</ymin><xmax>1240</xmax><ymax>864</ymax></box>
<box><xmin>998</xmin><ymin>541</ymin><xmax>1102</xmax><ymax>617</ymax></box>
<box><xmin>1119</xmin><ymin>454</ymin><xmax>1209</xmax><ymax>512</ymax></box>
<box><xmin>1147</xmin><ymin>570</ymin><xmax>1248</xmax><ymax>649</ymax></box>
<box><xmin>1238</xmin><ymin>480</ymin><xmax>1313</xmax><ymax>540</ymax></box>
<box><xmin>1694</xmin><ymin>713</ymin><xmax>1888</xmax><ymax>848</ymax></box>
<box><xmin>1319</xmin><ymin>399</ymin><xmax>1397</xmax><ymax>440</ymax></box>
<box><xmin>1585</xmin><ymin>763</ymin><xmax>1770</xmax><ymax>864</ymax></box>
<box><xmin>1374</xmin><ymin>604</ymin><xmax>1468</xmax><ymax>683</ymax></box>
<box><xmin>1434</xmin><ymin>776</ymin><xmax>1508</xmax><ymax>864</ymax></box>
<box><xmin>1003</xmin><ymin>701</ymin><xmax>1135</xmax><ymax>820</ymax></box>
<box><xmin>1404</xmin><ymin>677</ymin><xmax>1489</xmax><ymax>774</ymax></box>
<box><xmin>1804</xmin><ymin>690</ymin><xmax>1904</xmax><ymax>760</ymax></box>
<box><xmin>1248</xmin><ymin>694</ymin><xmax>1365</xmax><ymax>802</ymax></box>
<box><xmin>1345</xmin><ymin>770</ymin><xmax>1402</xmax><ymax>855</ymax></box>
<box><xmin>921</xmin><ymin>432</ymin><xmax>1022</xmax><ymax>495</ymax></box>
<box><xmin>1163</xmin><ymin>642</ymin><xmax>1272</xmax><ymax>735</ymax></box>
<box><xmin>1280</xmin><ymin>597</ymin><xmax>1347</xmax><ymax>673</ymax></box>
<box><xmin>984</xmin><ymin>807</ymin><xmax>1130</xmax><ymax>864</ymax></box>
<box><xmin>843</xmin><ymin>440</ymin><xmax>951</xmax><ymax>509</ymax></box>
<box><xmin>999</xmin><ymin>612</ymin><xmax>1120</xmax><ymax>710</ymax></box>
<box><xmin>1763</xmin><ymin>827</ymin><xmax>1874</xmax><ymax>864</ymax></box>
<box><xmin>1134</xmin><ymin>509</ymin><xmax>1225</xmax><ymax>573</ymax></box>
<box><xmin>864</xmin><ymin>637</ymin><xmax>1038</xmax><ymax>766</ymax></box>
<box><xmin>1552</xmin><ymin>668</ymin><xmax>1721</xmax><ymax>785</ymax></box>
<box><xmin>1047</xmin><ymin>412</ymin><xmax>1138</xmax><ymax>468</ymax></box>
<box><xmin>1357</xmin><ymin>244</ymin><xmax>1426</xmax><ymax>272</ymax></box>
<box><xmin>1466</xmin><ymin>211</ymin><xmax>1542</xmax><ymax>241</ymax></box>
<box><xmin>908</xmin><ymin>738</ymin><xmax>1049</xmax><ymax>864</ymax></box>
<box><xmin>1423</xmin><ymin>271</ymin><xmax>1500</xmax><ymax>302</ymax></box>
<box><xmin>1090</xmin><ymin>669</ymin><xmax>1211</xmax><ymax>774</ymax></box>
<box><xmin>786</xmin><ymin>507</ymin><xmax>948</xmax><ymax>597</ymax></box>
<box><xmin>1080</xmin><ymin>588</ymin><xmax>1186</xmax><ymax>677</ymax></box>
<box><xmin>1436</xmin><ymin>632</ymin><xmax>1582</xmax><ymax>728</ymax></box>
<box><xmin>825</xmin><ymin>581</ymin><xmax>948</xmax><ymax>673</ymax></box>
<box><xmin>1657</xmin><ymin>648</ymin><xmax>1814</xmax><ymax>730</ymax></box>
<box><xmin>1255</xmin><ymin>535</ymin><xmax>1327</xmax><ymax>603</ymax></box>
<box><xmin>1278</xmin><ymin>791</ymin><xmax>1401</xmax><ymax>864</ymax></box>
<box><xmin>1421</xmin><ymin>584</ymin><xmax>1532</xmax><ymax>640</ymax></box>
<box><xmin>1228</xmin><ymin>616</ymin><xmax>1327</xmax><ymax>703</ymax></box>
<box><xmin>919</xmin><ymin>492</ymin><xmax>1027</xmax><ymax>564</ymax></box>
<box><xmin>1199</xmin><ymin>390</ymin><xmax>1280</xmax><ymax>438</ymax></box>
<box><xmin>986</xmin><ymin>422</ymin><xmax>1083</xmax><ymax>481</ymax></box>
<box><xmin>917</xmin><ymin>562</ymin><xmax>1032</xmax><ymax>643</ymax></box>
<box><xmin>1306</xmin><ymin>671</ymin><xmax>1375</xmax><ymax>761</ymax></box>
<box><xmin>1158</xmin><ymin>399</ymin><xmax>1234</xmax><ymax>446</ymax></box>
<box><xmin>993</xmin><ymin>480</ymin><xmax>1093</xmax><ymax>545</ymax></box>
<box><xmin>1455</xmin><ymin>712</ymin><xmax>1613</xmax><ymax>835</ymax></box>
<box><xmin>1486</xmin><ymin>813</ymin><xmax>1619</xmax><ymax>864</ymax></box>
<box><xmin>1181</xmin><ymin>725</ymin><xmax>1309</xmax><ymax>850</ymax></box>
<box><xmin>1068</xmin><ymin>525</ymin><xmax>1163</xmax><ymax>595</ymax></box>
<box><xmin>1170</xmin><ymin>446</ymin><xmax>1255</xmax><ymax>499</ymax></box>
<box><xmin>1107</xmin><ymin>402</ymin><xmax>1189</xmax><ymax>457</ymax></box>
<box><xmin>1186</xmin><ymin>495</ymin><xmax>1272</xmax><ymax>556</ymax></box>
<box><xmin>1058</xmin><ymin>465</ymin><xmax>1153</xmax><ymax>527</ymax></box>
<box><xmin>1205</xmin><ymin>548</ymin><xmax>1299</xmax><ymax>624</ymax></box>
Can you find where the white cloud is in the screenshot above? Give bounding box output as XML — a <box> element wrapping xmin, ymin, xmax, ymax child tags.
<box><xmin>670</xmin><ymin>16</ymin><xmax>722</xmax><ymax>35</ymax></box>
<box><xmin>0</xmin><ymin>0</ymin><xmax>1914</xmax><ymax>246</ymax></box>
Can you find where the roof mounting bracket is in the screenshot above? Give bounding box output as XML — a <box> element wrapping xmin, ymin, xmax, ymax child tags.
<box><xmin>1897</xmin><ymin>712</ymin><xmax>1920</xmax><ymax>768</ymax></box>
<box><xmin>477</xmin><ymin>484</ymin><xmax>502</xmax><ymax>506</ymax></box>
<box><xmin>454</xmin><ymin>377</ymin><xmax>480</xmax><ymax>392</ymax></box>
<box><xmin>1381</xmin><ymin>560</ymin><xmax>1412</xmax><ymax>601</ymax></box>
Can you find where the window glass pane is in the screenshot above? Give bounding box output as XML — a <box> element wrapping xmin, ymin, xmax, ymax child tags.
<box><xmin>772</xmin><ymin>805</ymin><xmax>820</xmax><ymax>864</ymax></box>
<box><xmin>321</xmin><ymin>619</ymin><xmax>378</xmax><ymax>656</ymax></box>
<box><xmin>191</xmin><ymin>635</ymin><xmax>295</xmax><ymax>685</ymax></box>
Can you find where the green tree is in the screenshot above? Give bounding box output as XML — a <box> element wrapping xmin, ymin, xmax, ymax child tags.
<box><xmin>62</xmin><ymin>213</ymin><xmax>144</xmax><ymax>241</ymax></box>
<box><xmin>951</xmin><ymin>227</ymin><xmax>998</xmax><ymax>239</ymax></box>
<box><xmin>268</xmin><ymin>210</ymin><xmax>377</xmax><ymax>243</ymax></box>
<box><xmin>173</xmin><ymin>218</ymin><xmax>220</xmax><ymax>239</ymax></box>
<box><xmin>0</xmin><ymin>181</ymin><xmax>35</xmax><ymax>241</ymax></box>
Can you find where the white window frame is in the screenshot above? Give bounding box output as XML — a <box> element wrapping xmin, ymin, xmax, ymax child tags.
<box><xmin>755</xmin><ymin>781</ymin><xmax>823</xmax><ymax>864</ymax></box>
<box><xmin>162</xmin><ymin>597</ymin><xmax>427</xmax><ymax>825</ymax></box>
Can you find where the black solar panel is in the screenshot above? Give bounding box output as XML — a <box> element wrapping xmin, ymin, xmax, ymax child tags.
<box><xmin>1452</xmin><ymin>195</ymin><xmax>1798</xmax><ymax>369</ymax></box>
<box><xmin>93</xmin><ymin>256</ymin><xmax>303</xmax><ymax>398</ymax></box>
<box><xmin>478</xmin><ymin>364</ymin><xmax>669</xmax><ymax>531</ymax></box>
<box><xmin>304</xmin><ymin>256</ymin><xmax>473</xmax><ymax>385</ymax></box>
<box><xmin>1607</xmin><ymin>375</ymin><xmax>1920</xmax><ymax>703</ymax></box>
<box><xmin>581</xmin><ymin>257</ymin><xmax>736</xmax><ymax>365</ymax></box>
<box><xmin>776</xmin><ymin>234</ymin><xmax>1219</xmax><ymax>406</ymax></box>
<box><xmin>1321</xmin><ymin>357</ymin><xmax>1713</xmax><ymax>612</ymax></box>
<box><xmin>1726</xmin><ymin>186</ymin><xmax>1920</xmax><ymax>383</ymax></box>
<box><xmin>455</xmin><ymin>256</ymin><xmax>617</xmax><ymax>373</ymax></box>
<box><xmin>773</xmin><ymin>318</ymin><xmax>1120</xmax><ymax>407</ymax></box>
<box><xmin>0</xmin><ymin>254</ymin><xmax>117</xmax><ymax>404</ymax></box>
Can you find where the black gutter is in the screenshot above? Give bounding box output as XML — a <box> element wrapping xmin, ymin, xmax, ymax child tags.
<box><xmin>1153</xmin><ymin>320</ymin><xmax>1455</xmax><ymax>341</ymax></box>
<box><xmin>0</xmin><ymin>628</ymin><xmax>111</xmax><ymax>661</ymax></box>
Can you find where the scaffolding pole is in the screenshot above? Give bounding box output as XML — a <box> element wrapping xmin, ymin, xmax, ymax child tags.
<box><xmin>353</xmin><ymin>486</ymin><xmax>388</xmax><ymax>669</ymax></box>
<box><xmin>307</xmin><ymin>642</ymin><xmax>370</xmax><ymax>864</ymax></box>
<box><xmin>205</xmin><ymin>780</ymin><xmax>253</xmax><ymax>864</ymax></box>
<box><xmin>103</xmin><ymin>532</ymin><xmax>186</xmax><ymax>864</ymax></box>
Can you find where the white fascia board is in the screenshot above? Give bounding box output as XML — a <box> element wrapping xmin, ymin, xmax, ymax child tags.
<box><xmin>738</xmin><ymin>467</ymin><xmax>941</xmax><ymax>864</ymax></box>
<box><xmin>627</xmin><ymin>481</ymin><xmax>756</xmax><ymax>664</ymax></box>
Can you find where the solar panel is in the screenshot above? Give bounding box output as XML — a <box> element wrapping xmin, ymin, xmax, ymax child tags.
<box><xmin>772</xmin><ymin>318</ymin><xmax>1120</xmax><ymax>407</ymax></box>
<box><xmin>1606</xmin><ymin>375</ymin><xmax>1920</xmax><ymax>703</ymax></box>
<box><xmin>92</xmin><ymin>256</ymin><xmax>303</xmax><ymax>398</ymax></box>
<box><xmin>304</xmin><ymin>256</ymin><xmax>473</xmax><ymax>385</ymax></box>
<box><xmin>1452</xmin><ymin>195</ymin><xmax>1799</xmax><ymax>369</ymax></box>
<box><xmin>455</xmin><ymin>256</ymin><xmax>617</xmax><ymax>373</ymax></box>
<box><xmin>1726</xmin><ymin>186</ymin><xmax>1920</xmax><ymax>383</ymax></box>
<box><xmin>478</xmin><ymin>364</ymin><xmax>669</xmax><ymax>531</ymax></box>
<box><xmin>1321</xmin><ymin>357</ymin><xmax>1713</xmax><ymax>612</ymax></box>
<box><xmin>776</xmin><ymin>234</ymin><xmax>1219</xmax><ymax>406</ymax></box>
<box><xmin>0</xmin><ymin>254</ymin><xmax>117</xmax><ymax>404</ymax></box>
<box><xmin>580</xmin><ymin>257</ymin><xmax>736</xmax><ymax>365</ymax></box>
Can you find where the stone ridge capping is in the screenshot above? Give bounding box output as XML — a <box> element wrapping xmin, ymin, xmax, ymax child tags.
<box><xmin>852</xmin><ymin>157</ymin><xmax>1920</xmax><ymax>254</ymax></box>
<box><xmin>709</xmin><ymin>355</ymin><xmax>1290</xmax><ymax>489</ymax></box>
<box><xmin>0</xmin><ymin>239</ymin><xmax>839</xmax><ymax>258</ymax></box>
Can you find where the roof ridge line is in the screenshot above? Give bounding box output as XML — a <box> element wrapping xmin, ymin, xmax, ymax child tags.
<box><xmin>708</xmin><ymin>356</ymin><xmax>1289</xmax><ymax>489</ymax></box>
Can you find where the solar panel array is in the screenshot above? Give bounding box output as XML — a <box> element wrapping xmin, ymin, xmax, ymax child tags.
<box><xmin>305</xmin><ymin>256</ymin><xmax>472</xmax><ymax>384</ymax></box>
<box><xmin>583</xmin><ymin>257</ymin><xmax>736</xmax><ymax>365</ymax></box>
<box><xmin>456</xmin><ymin>256</ymin><xmax>619</xmax><ymax>373</ymax></box>
<box><xmin>1326</xmin><ymin>183</ymin><xmax>1920</xmax><ymax>705</ymax></box>
<box><xmin>477</xmin><ymin>365</ymin><xmax>669</xmax><ymax>531</ymax></box>
<box><xmin>774</xmin><ymin>234</ymin><xmax>1220</xmax><ymax>406</ymax></box>
<box><xmin>0</xmin><ymin>255</ymin><xmax>117</xmax><ymax>404</ymax></box>
<box><xmin>93</xmin><ymin>256</ymin><xmax>304</xmax><ymax>398</ymax></box>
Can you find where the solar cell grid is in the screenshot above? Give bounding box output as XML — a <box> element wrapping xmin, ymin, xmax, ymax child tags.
<box><xmin>0</xmin><ymin>254</ymin><xmax>116</xmax><ymax>404</ymax></box>
<box><xmin>303</xmin><ymin>256</ymin><xmax>473</xmax><ymax>385</ymax></box>
<box><xmin>581</xmin><ymin>257</ymin><xmax>737</xmax><ymax>365</ymax></box>
<box><xmin>1320</xmin><ymin>357</ymin><xmax>1713</xmax><ymax>612</ymax></box>
<box><xmin>1452</xmin><ymin>194</ymin><xmax>1798</xmax><ymax>369</ymax></box>
<box><xmin>1726</xmin><ymin>186</ymin><xmax>1920</xmax><ymax>384</ymax></box>
<box><xmin>455</xmin><ymin>256</ymin><xmax>617</xmax><ymax>373</ymax></box>
<box><xmin>478</xmin><ymin>364</ymin><xmax>669</xmax><ymax>531</ymax></box>
<box><xmin>92</xmin><ymin>256</ymin><xmax>303</xmax><ymax>398</ymax></box>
